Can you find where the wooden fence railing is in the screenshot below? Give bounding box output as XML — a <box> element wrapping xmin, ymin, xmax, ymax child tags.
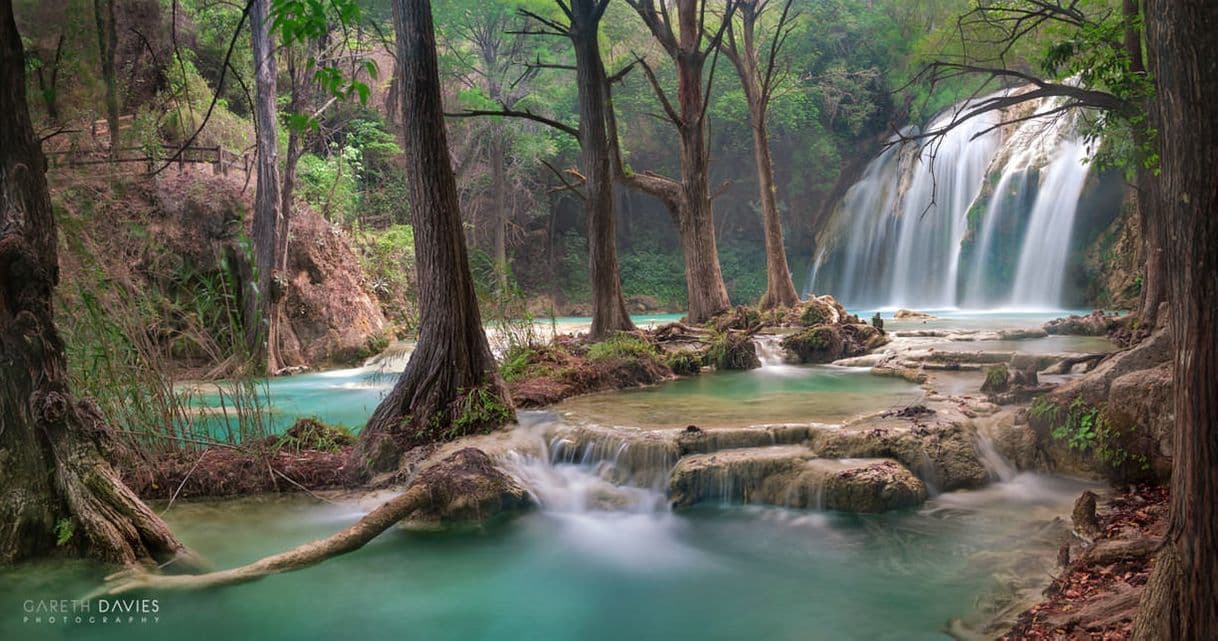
<box><xmin>45</xmin><ymin>144</ymin><xmax>252</xmax><ymax>178</ymax></box>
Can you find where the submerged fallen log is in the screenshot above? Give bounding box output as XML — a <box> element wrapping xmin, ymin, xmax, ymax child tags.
<box><xmin>92</xmin><ymin>449</ymin><xmax>530</xmax><ymax>594</ymax></box>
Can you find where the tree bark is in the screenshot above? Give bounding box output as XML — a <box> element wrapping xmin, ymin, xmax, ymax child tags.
<box><xmin>1123</xmin><ymin>0</ymin><xmax>1164</xmax><ymax>326</ymax></box>
<box><xmin>721</xmin><ymin>1</ymin><xmax>799</xmax><ymax>309</ymax></box>
<box><xmin>247</xmin><ymin>0</ymin><xmax>284</xmax><ymax>373</ymax></box>
<box><xmin>356</xmin><ymin>0</ymin><xmax>513</xmax><ymax>474</ymax></box>
<box><xmin>571</xmin><ymin>0</ymin><xmax>635</xmax><ymax>338</ymax></box>
<box><xmin>624</xmin><ymin>0</ymin><xmax>731</xmax><ymax>324</ymax></box>
<box><xmin>0</xmin><ymin>0</ymin><xmax>202</xmax><ymax>571</ymax></box>
<box><xmin>1130</xmin><ymin>1</ymin><xmax>1218</xmax><ymax>638</ymax></box>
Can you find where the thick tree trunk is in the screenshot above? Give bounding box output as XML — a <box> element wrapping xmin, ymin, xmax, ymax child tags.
<box><xmin>0</xmin><ymin>0</ymin><xmax>201</xmax><ymax>570</ymax></box>
<box><xmin>247</xmin><ymin>0</ymin><xmax>283</xmax><ymax>373</ymax></box>
<box><xmin>356</xmin><ymin>0</ymin><xmax>513</xmax><ymax>475</ymax></box>
<box><xmin>1130</xmin><ymin>1</ymin><xmax>1218</xmax><ymax>638</ymax></box>
<box><xmin>571</xmin><ymin>0</ymin><xmax>635</xmax><ymax>339</ymax></box>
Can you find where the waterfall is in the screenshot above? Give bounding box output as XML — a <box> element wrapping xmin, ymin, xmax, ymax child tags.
<box><xmin>1007</xmin><ymin>140</ymin><xmax>1092</xmax><ymax>307</ymax></box>
<box><xmin>807</xmin><ymin>90</ymin><xmax>1095</xmax><ymax>310</ymax></box>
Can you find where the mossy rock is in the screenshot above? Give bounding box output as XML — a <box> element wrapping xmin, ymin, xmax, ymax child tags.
<box><xmin>781</xmin><ymin>325</ymin><xmax>843</xmax><ymax>363</ymax></box>
<box><xmin>704</xmin><ymin>332</ymin><xmax>760</xmax><ymax>370</ymax></box>
<box><xmin>981</xmin><ymin>364</ymin><xmax>1010</xmax><ymax>394</ymax></box>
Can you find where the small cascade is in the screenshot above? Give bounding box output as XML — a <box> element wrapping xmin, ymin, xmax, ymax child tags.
<box><xmin>753</xmin><ymin>334</ymin><xmax>791</xmax><ymax>369</ymax></box>
<box><xmin>807</xmin><ymin>88</ymin><xmax>1098</xmax><ymax>310</ymax></box>
<box><xmin>974</xmin><ymin>429</ymin><xmax>1018</xmax><ymax>483</ymax></box>
<box><xmin>497</xmin><ymin>421</ymin><xmax>678</xmax><ymax>516</ymax></box>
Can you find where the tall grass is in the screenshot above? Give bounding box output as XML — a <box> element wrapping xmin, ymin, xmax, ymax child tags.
<box><xmin>57</xmin><ymin>203</ymin><xmax>273</xmax><ymax>457</ymax></box>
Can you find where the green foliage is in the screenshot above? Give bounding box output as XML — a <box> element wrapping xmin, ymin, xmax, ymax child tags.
<box><xmin>500</xmin><ymin>345</ymin><xmax>539</xmax><ymax>382</ymax></box>
<box><xmin>499</xmin><ymin>344</ymin><xmax>568</xmax><ymax>382</ymax></box>
<box><xmin>982</xmin><ymin>364</ymin><xmax>1010</xmax><ymax>393</ymax></box>
<box><xmin>352</xmin><ymin>224</ymin><xmax>417</xmax><ymax>330</ymax></box>
<box><xmin>703</xmin><ymin>332</ymin><xmax>759</xmax><ymax>371</ymax></box>
<box><xmin>55</xmin><ymin>187</ymin><xmax>272</xmax><ymax>453</ymax></box>
<box><xmin>54</xmin><ymin>519</ymin><xmax>75</xmax><ymax>547</ymax></box>
<box><xmin>800</xmin><ymin>305</ymin><xmax>826</xmax><ymax>327</ymax></box>
<box><xmin>1042</xmin><ymin>397</ymin><xmax>1151</xmax><ymax>472</ymax></box>
<box><xmin>448</xmin><ymin>385</ymin><xmax>514</xmax><ymax>439</ymax></box>
<box><xmin>587</xmin><ymin>334</ymin><xmax>656</xmax><ymax>363</ymax></box>
<box><xmin>297</xmin><ymin>146</ymin><xmax>361</xmax><ymax>224</ymax></box>
<box><xmin>664</xmin><ymin>351</ymin><xmax>702</xmax><ymax>376</ymax></box>
<box><xmin>274</xmin><ymin>418</ymin><xmax>356</xmax><ymax>453</ymax></box>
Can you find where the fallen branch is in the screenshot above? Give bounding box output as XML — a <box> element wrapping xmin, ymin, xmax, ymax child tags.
<box><xmin>94</xmin><ymin>484</ymin><xmax>430</xmax><ymax>594</ymax></box>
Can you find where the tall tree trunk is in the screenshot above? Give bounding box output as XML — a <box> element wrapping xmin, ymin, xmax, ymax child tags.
<box><xmin>1130</xmin><ymin>1</ymin><xmax>1218</xmax><ymax>638</ymax></box>
<box><xmin>247</xmin><ymin>0</ymin><xmax>283</xmax><ymax>373</ymax></box>
<box><xmin>749</xmin><ymin>113</ymin><xmax>799</xmax><ymax>308</ymax></box>
<box><xmin>490</xmin><ymin>126</ymin><xmax>509</xmax><ymax>292</ymax></box>
<box><xmin>1123</xmin><ymin>0</ymin><xmax>1164</xmax><ymax>325</ymax></box>
<box><xmin>93</xmin><ymin>0</ymin><xmax>119</xmax><ymax>152</ymax></box>
<box><xmin>722</xmin><ymin>1</ymin><xmax>800</xmax><ymax>309</ymax></box>
<box><xmin>571</xmin><ymin>0</ymin><xmax>635</xmax><ymax>339</ymax></box>
<box><xmin>0</xmin><ymin>0</ymin><xmax>201</xmax><ymax>570</ymax></box>
<box><xmin>356</xmin><ymin>0</ymin><xmax>513</xmax><ymax>475</ymax></box>
<box><xmin>276</xmin><ymin>44</ymin><xmax>305</xmax><ymax>368</ymax></box>
<box><xmin>623</xmin><ymin>0</ymin><xmax>731</xmax><ymax>323</ymax></box>
<box><xmin>674</xmin><ymin>0</ymin><xmax>730</xmax><ymax>322</ymax></box>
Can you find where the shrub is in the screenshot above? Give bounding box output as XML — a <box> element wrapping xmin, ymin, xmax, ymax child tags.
<box><xmin>587</xmin><ymin>334</ymin><xmax>656</xmax><ymax>362</ymax></box>
<box><xmin>703</xmin><ymin>332</ymin><xmax>760</xmax><ymax>370</ymax></box>
<box><xmin>665</xmin><ymin>351</ymin><xmax>703</xmax><ymax>376</ymax></box>
<box><xmin>275</xmin><ymin>418</ymin><xmax>356</xmax><ymax>453</ymax></box>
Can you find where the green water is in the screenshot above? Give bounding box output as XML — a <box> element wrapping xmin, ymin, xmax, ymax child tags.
<box><xmin>559</xmin><ymin>364</ymin><xmax>923</xmax><ymax>428</ymax></box>
<box><xmin>0</xmin><ymin>311</ymin><xmax>1102</xmax><ymax>640</ymax></box>
<box><xmin>0</xmin><ymin>468</ymin><xmax>1091</xmax><ymax>641</ymax></box>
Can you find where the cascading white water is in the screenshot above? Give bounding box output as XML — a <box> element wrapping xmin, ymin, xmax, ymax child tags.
<box><xmin>1007</xmin><ymin>140</ymin><xmax>1092</xmax><ymax>307</ymax></box>
<box><xmin>807</xmin><ymin>91</ymin><xmax>1095</xmax><ymax>310</ymax></box>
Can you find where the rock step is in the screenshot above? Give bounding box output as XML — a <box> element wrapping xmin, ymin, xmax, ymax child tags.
<box><xmin>668</xmin><ymin>447</ymin><xmax>927</xmax><ymax>513</ymax></box>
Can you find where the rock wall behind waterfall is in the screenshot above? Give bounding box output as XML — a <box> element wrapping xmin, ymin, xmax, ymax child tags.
<box><xmin>807</xmin><ymin>89</ymin><xmax>1126</xmax><ymax>310</ymax></box>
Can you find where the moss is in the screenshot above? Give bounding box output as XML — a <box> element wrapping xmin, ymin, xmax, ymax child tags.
<box><xmin>447</xmin><ymin>385</ymin><xmax>514</xmax><ymax>440</ymax></box>
<box><xmin>359</xmin><ymin>332</ymin><xmax>391</xmax><ymax>360</ymax></box>
<box><xmin>981</xmin><ymin>364</ymin><xmax>1010</xmax><ymax>393</ymax></box>
<box><xmin>665</xmin><ymin>351</ymin><xmax>703</xmax><ymax>376</ymax></box>
<box><xmin>799</xmin><ymin>304</ymin><xmax>826</xmax><ymax>327</ymax></box>
<box><xmin>781</xmin><ymin>325</ymin><xmax>839</xmax><ymax>363</ymax></box>
<box><xmin>703</xmin><ymin>332</ymin><xmax>760</xmax><ymax>370</ymax></box>
<box><xmin>587</xmin><ymin>333</ymin><xmax>656</xmax><ymax>363</ymax></box>
<box><xmin>1036</xmin><ymin>396</ymin><xmax>1152</xmax><ymax>479</ymax></box>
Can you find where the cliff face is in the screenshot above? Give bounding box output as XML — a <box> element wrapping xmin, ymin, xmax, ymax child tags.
<box><xmin>54</xmin><ymin>168</ymin><xmax>387</xmax><ymax>378</ymax></box>
<box><xmin>1083</xmin><ymin>190</ymin><xmax>1144</xmax><ymax>311</ymax></box>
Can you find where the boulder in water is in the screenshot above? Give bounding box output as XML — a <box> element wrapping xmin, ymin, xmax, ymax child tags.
<box><xmin>668</xmin><ymin>447</ymin><xmax>926</xmax><ymax>513</ymax></box>
<box><xmin>398</xmin><ymin>448</ymin><xmax>533</xmax><ymax>530</ymax></box>
<box><xmin>893</xmin><ymin>309</ymin><xmax>936</xmax><ymax>320</ymax></box>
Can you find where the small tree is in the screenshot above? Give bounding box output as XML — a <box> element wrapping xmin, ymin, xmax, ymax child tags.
<box><xmin>719</xmin><ymin>0</ymin><xmax>800</xmax><ymax>309</ymax></box>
